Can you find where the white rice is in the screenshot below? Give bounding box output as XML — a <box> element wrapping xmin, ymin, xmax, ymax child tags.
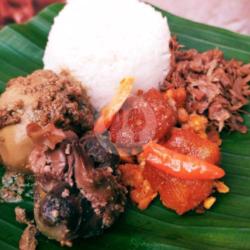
<box><xmin>43</xmin><ymin>0</ymin><xmax>171</xmax><ymax>110</ymax></box>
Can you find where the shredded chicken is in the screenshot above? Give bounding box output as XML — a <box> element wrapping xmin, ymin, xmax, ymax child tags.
<box><xmin>163</xmin><ymin>37</ymin><xmax>250</xmax><ymax>133</ymax></box>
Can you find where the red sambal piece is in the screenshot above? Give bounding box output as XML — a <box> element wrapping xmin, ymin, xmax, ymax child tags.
<box><xmin>143</xmin><ymin>164</ymin><xmax>213</xmax><ymax>215</ymax></box>
<box><xmin>110</xmin><ymin>88</ymin><xmax>176</xmax><ymax>148</ymax></box>
<box><xmin>164</xmin><ymin>128</ymin><xmax>221</xmax><ymax>164</ymax></box>
<box><xmin>119</xmin><ymin>164</ymin><xmax>157</xmax><ymax>210</ymax></box>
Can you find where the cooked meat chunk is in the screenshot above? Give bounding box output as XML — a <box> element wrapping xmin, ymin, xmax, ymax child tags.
<box><xmin>28</xmin><ymin>124</ymin><xmax>126</xmax><ymax>245</ymax></box>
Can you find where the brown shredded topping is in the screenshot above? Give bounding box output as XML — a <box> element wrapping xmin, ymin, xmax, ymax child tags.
<box><xmin>0</xmin><ymin>70</ymin><xmax>94</xmax><ymax>134</ymax></box>
<box><xmin>19</xmin><ymin>224</ymin><xmax>38</xmax><ymax>250</ymax></box>
<box><xmin>163</xmin><ymin>37</ymin><xmax>250</xmax><ymax>132</ymax></box>
<box><xmin>0</xmin><ymin>171</ymin><xmax>25</xmax><ymax>203</ymax></box>
<box><xmin>15</xmin><ymin>207</ymin><xmax>29</xmax><ymax>224</ymax></box>
<box><xmin>0</xmin><ymin>101</ymin><xmax>23</xmax><ymax>128</ymax></box>
<box><xmin>15</xmin><ymin>206</ymin><xmax>38</xmax><ymax>250</ymax></box>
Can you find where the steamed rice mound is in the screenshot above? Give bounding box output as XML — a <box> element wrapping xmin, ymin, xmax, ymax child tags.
<box><xmin>43</xmin><ymin>0</ymin><xmax>171</xmax><ymax>110</ymax></box>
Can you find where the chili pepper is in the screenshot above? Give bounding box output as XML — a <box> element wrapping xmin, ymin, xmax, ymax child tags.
<box><xmin>140</xmin><ymin>142</ymin><xmax>225</xmax><ymax>180</ymax></box>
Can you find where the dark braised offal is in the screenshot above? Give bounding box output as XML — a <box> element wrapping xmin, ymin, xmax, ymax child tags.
<box><xmin>163</xmin><ymin>38</ymin><xmax>250</xmax><ymax>133</ymax></box>
<box><xmin>28</xmin><ymin>124</ymin><xmax>126</xmax><ymax>245</ymax></box>
<box><xmin>80</xmin><ymin>132</ymin><xmax>120</xmax><ymax>169</ymax></box>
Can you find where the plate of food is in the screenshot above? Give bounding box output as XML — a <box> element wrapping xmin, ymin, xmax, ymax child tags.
<box><xmin>0</xmin><ymin>0</ymin><xmax>249</xmax><ymax>249</ymax></box>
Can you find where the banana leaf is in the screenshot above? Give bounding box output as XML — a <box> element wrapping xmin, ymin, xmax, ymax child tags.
<box><xmin>0</xmin><ymin>3</ymin><xmax>250</xmax><ymax>250</ymax></box>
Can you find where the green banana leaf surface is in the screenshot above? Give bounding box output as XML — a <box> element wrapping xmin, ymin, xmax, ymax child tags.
<box><xmin>0</xmin><ymin>3</ymin><xmax>250</xmax><ymax>250</ymax></box>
